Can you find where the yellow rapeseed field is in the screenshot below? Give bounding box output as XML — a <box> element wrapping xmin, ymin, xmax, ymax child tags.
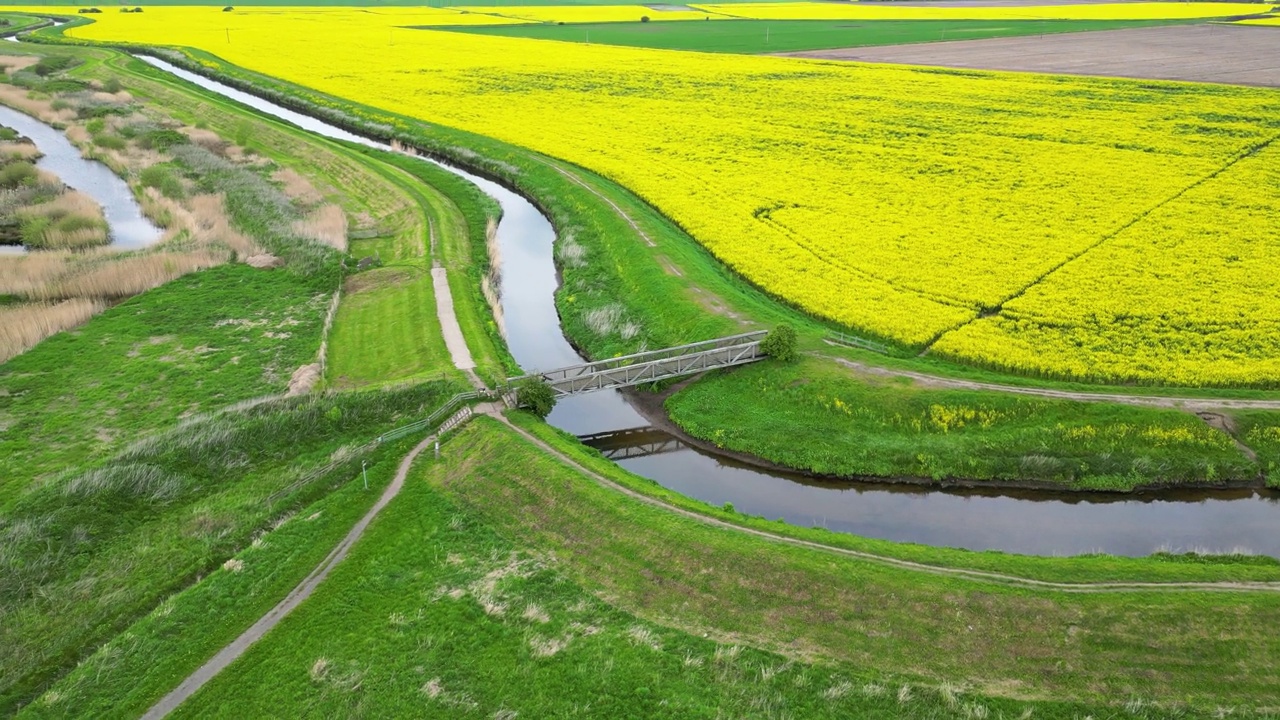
<box><xmin>1236</xmin><ymin>16</ymin><xmax>1280</xmax><ymax>26</ymax></box>
<box><xmin>696</xmin><ymin>2</ymin><xmax>1270</xmax><ymax>21</ymax></box>
<box><xmin>32</xmin><ymin>7</ymin><xmax>1280</xmax><ymax>386</ymax></box>
<box><xmin>451</xmin><ymin>5</ymin><xmax>723</xmax><ymax>23</ymax></box>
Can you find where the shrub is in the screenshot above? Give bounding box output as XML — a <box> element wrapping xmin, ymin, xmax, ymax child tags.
<box><xmin>760</xmin><ymin>324</ymin><xmax>798</xmax><ymax>362</ymax></box>
<box><xmin>92</xmin><ymin>133</ymin><xmax>126</xmax><ymax>151</ymax></box>
<box><xmin>138</xmin><ymin>129</ymin><xmax>188</xmax><ymax>152</ymax></box>
<box><xmin>102</xmin><ymin>78</ymin><xmax>123</xmax><ymax>94</ymax></box>
<box><xmin>139</xmin><ymin>164</ymin><xmax>185</xmax><ymax>199</ymax></box>
<box><xmin>515</xmin><ymin>377</ymin><xmax>556</xmax><ymax>419</ymax></box>
<box><xmin>0</xmin><ymin>161</ymin><xmax>38</xmax><ymax>189</ymax></box>
<box><xmin>33</xmin><ymin>55</ymin><xmax>77</xmax><ymax>77</ymax></box>
<box><xmin>640</xmin><ymin>15</ymin><xmax>650</xmax><ymax>22</ymax></box>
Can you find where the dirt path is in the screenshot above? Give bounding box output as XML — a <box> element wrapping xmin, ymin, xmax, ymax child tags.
<box><xmin>829</xmin><ymin>354</ymin><xmax>1280</xmax><ymax>411</ymax></box>
<box><xmin>496</xmin><ymin>414</ymin><xmax>1280</xmax><ymax>594</ymax></box>
<box><xmin>140</xmin><ymin>433</ymin><xmax>441</xmax><ymax>720</ymax></box>
<box><xmin>427</xmin><ymin>218</ymin><xmax>485</xmax><ymax>390</ymax></box>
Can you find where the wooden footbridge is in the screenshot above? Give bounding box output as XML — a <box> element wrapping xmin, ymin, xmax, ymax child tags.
<box><xmin>511</xmin><ymin>330</ymin><xmax>768</xmax><ymax>397</ymax></box>
<box><xmin>578</xmin><ymin>426</ymin><xmax>690</xmax><ymax>460</ymax></box>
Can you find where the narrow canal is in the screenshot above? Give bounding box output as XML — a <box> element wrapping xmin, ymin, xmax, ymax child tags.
<box><xmin>137</xmin><ymin>55</ymin><xmax>1280</xmax><ymax>558</ymax></box>
<box><xmin>0</xmin><ymin>104</ymin><xmax>162</xmax><ymax>252</ymax></box>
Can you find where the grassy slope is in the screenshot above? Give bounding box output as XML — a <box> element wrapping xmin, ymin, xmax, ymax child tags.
<box><xmin>96</xmin><ymin>52</ymin><xmax>466</xmax><ymax>389</ymax></box>
<box><xmin>448</xmin><ymin>18</ymin><xmax>1190</xmax><ymax>54</ymax></box>
<box><xmin>354</xmin><ymin>147</ymin><xmax>517</xmax><ymax>384</ymax></box>
<box><xmin>0</xmin><ymin>264</ymin><xmax>328</xmax><ymax>506</ymax></box>
<box><xmin>0</xmin><ymin>381</ymin><xmax>463</xmax><ymax>713</ymax></box>
<box><xmin>667</xmin><ymin>355</ymin><xmax>1258</xmax><ymax>490</ymax></box>
<box><xmin>165</xmin><ymin>419</ymin><xmax>1280</xmax><ymax>716</ymax></box>
<box><xmin>16</xmin><ymin>433</ymin><xmax>422</xmax><ymax>720</ymax></box>
<box><xmin>323</xmin><ymin>157</ymin><xmax>457</xmax><ymax>389</ymax></box>
<box><xmin>0</xmin><ymin>13</ymin><xmax>43</xmax><ymax>33</ymax></box>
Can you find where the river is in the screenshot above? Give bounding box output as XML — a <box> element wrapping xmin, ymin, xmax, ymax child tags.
<box><xmin>135</xmin><ymin>55</ymin><xmax>1280</xmax><ymax>558</ymax></box>
<box><xmin>0</xmin><ymin>104</ymin><xmax>161</xmax><ymax>253</ymax></box>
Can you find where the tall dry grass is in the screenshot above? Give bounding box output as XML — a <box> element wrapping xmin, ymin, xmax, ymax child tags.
<box><xmin>17</xmin><ymin>190</ymin><xmax>109</xmax><ymax>250</ymax></box>
<box><xmin>0</xmin><ymin>298</ymin><xmax>105</xmax><ymax>363</ymax></box>
<box><xmin>482</xmin><ymin>217</ymin><xmax>505</xmax><ymax>340</ymax></box>
<box><xmin>272</xmin><ymin>167</ymin><xmax>322</xmax><ymax>204</ymax></box>
<box><xmin>0</xmin><ymin>141</ymin><xmax>40</xmax><ymax>162</ymax></box>
<box><xmin>292</xmin><ymin>204</ymin><xmax>347</xmax><ymax>252</ymax></box>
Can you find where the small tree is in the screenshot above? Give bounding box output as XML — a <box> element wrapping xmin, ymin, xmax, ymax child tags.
<box><xmin>760</xmin><ymin>324</ymin><xmax>798</xmax><ymax>363</ymax></box>
<box><xmin>516</xmin><ymin>377</ymin><xmax>556</xmax><ymax>419</ymax></box>
<box><xmin>640</xmin><ymin>15</ymin><xmax>651</xmax><ymax>22</ymax></box>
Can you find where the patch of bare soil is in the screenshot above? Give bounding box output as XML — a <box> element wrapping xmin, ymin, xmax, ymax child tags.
<box><xmin>785</xmin><ymin>25</ymin><xmax>1280</xmax><ymax>88</ymax></box>
<box><xmin>342</xmin><ymin>266</ymin><xmax>418</xmax><ymax>294</ymax></box>
<box><xmin>285</xmin><ymin>363</ymin><xmax>321</xmax><ymax>396</ymax></box>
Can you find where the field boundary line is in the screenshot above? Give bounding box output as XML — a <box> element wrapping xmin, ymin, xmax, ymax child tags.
<box><xmin>825</xmin><ymin>354</ymin><xmax>1280</xmax><ymax>410</ymax></box>
<box><xmin>495</xmin><ymin>414</ymin><xmax>1280</xmax><ymax>595</ymax></box>
<box><xmin>140</xmin><ymin>432</ymin><xmax>441</xmax><ymax>719</ymax></box>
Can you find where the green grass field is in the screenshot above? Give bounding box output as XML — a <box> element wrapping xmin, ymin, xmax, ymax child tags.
<box><xmin>666</xmin><ymin>355</ymin><xmax>1261</xmax><ymax>491</ymax></box>
<box><xmin>0</xmin><ymin>382</ymin><xmax>463</xmax><ymax>713</ymax></box>
<box><xmin>355</xmin><ymin>147</ymin><xmax>518</xmax><ymax>384</ymax></box>
<box><xmin>446</xmin><ymin>18</ymin><xmax>1192</xmax><ymax>54</ymax></box>
<box><xmin>0</xmin><ymin>264</ymin><xmax>330</xmax><ymax>507</ymax></box>
<box><xmin>131</xmin><ymin>418</ymin><xmax>1280</xmax><ymax>717</ymax></box>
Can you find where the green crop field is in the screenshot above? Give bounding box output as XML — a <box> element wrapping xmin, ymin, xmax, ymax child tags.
<box><xmin>445</xmin><ymin>18</ymin><xmax>1193</xmax><ymax>54</ymax></box>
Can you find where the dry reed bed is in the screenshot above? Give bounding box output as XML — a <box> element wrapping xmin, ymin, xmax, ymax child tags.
<box><xmin>0</xmin><ymin>299</ymin><xmax>104</xmax><ymax>363</ymax></box>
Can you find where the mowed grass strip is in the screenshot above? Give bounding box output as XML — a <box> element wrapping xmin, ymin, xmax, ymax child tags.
<box><xmin>168</xmin><ymin>418</ymin><xmax>1280</xmax><ymax>716</ymax></box>
<box><xmin>328</xmin><ymin>147</ymin><xmax>515</xmax><ymax>388</ymax></box>
<box><xmin>446</xmin><ymin>18</ymin><xmax>1194</xmax><ymax>54</ymax></box>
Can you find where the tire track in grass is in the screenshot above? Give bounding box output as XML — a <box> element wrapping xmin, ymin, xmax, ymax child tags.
<box><xmin>920</xmin><ymin>131</ymin><xmax>1280</xmax><ymax>353</ymax></box>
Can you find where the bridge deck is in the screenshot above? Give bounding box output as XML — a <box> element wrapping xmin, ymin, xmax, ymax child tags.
<box><xmin>512</xmin><ymin>331</ymin><xmax>768</xmax><ymax>397</ymax></box>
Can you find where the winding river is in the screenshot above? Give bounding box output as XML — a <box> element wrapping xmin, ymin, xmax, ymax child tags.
<box><xmin>0</xmin><ymin>104</ymin><xmax>162</xmax><ymax>253</ymax></box>
<box><xmin>137</xmin><ymin>56</ymin><xmax>1280</xmax><ymax>558</ymax></box>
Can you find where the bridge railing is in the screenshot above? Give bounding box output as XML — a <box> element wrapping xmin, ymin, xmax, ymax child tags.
<box><xmin>511</xmin><ymin>330</ymin><xmax>768</xmax><ymax>385</ymax></box>
<box><xmin>376</xmin><ymin>387</ymin><xmax>507</xmax><ymax>444</ymax></box>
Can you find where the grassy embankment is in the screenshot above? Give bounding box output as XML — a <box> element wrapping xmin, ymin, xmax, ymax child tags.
<box><xmin>0</xmin><ymin>44</ymin><xmax>481</xmax><ymax>712</ymax></box>
<box><xmin>0</xmin><ymin>12</ymin><xmax>43</xmax><ymax>34</ymax></box>
<box><xmin>667</xmin><ymin>355</ymin><xmax>1264</xmax><ymax>491</ymax></box>
<box><xmin>70</xmin><ymin>417</ymin><xmax>1279</xmax><ymax>719</ymax></box>
<box><xmin>0</xmin><ymin>382</ymin><xmax>461</xmax><ymax>715</ymax></box>
<box><xmin>340</xmin><ymin>145</ymin><xmax>515</xmax><ymax>386</ymax></box>
<box><xmin>98</xmin><ymin>52</ymin><xmax>488</xmax><ymax>388</ymax></box>
<box><xmin>448</xmin><ymin>18</ymin><xmax>1194</xmax><ymax>53</ymax></box>
<box><xmin>61</xmin><ymin>34</ymin><xmax>1280</xmax><ymax>491</ymax></box>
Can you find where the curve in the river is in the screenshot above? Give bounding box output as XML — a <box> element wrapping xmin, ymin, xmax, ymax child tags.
<box><xmin>135</xmin><ymin>55</ymin><xmax>1280</xmax><ymax>559</ymax></box>
<box><xmin>0</xmin><ymin>104</ymin><xmax>161</xmax><ymax>253</ymax></box>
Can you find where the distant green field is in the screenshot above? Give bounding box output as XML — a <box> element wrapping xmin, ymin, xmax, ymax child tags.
<box><xmin>446</xmin><ymin>18</ymin><xmax>1193</xmax><ymax>53</ymax></box>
